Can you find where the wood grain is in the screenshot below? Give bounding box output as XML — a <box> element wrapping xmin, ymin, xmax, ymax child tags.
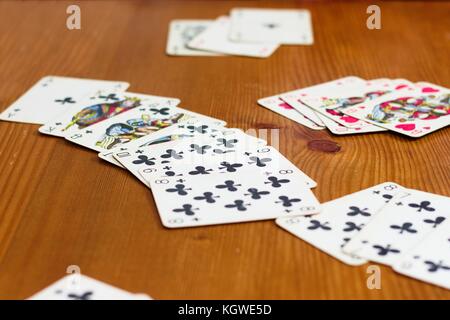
<box><xmin>0</xmin><ymin>0</ymin><xmax>449</xmax><ymax>299</ymax></box>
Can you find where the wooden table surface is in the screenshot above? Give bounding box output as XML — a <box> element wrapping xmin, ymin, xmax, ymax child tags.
<box><xmin>0</xmin><ymin>0</ymin><xmax>449</xmax><ymax>300</ymax></box>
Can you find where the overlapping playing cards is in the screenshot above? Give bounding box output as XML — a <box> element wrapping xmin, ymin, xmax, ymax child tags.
<box><xmin>166</xmin><ymin>8</ymin><xmax>314</xmax><ymax>58</ymax></box>
<box><xmin>277</xmin><ymin>182</ymin><xmax>450</xmax><ymax>290</ymax></box>
<box><xmin>259</xmin><ymin>76</ymin><xmax>450</xmax><ymax>138</ymax></box>
<box><xmin>1</xmin><ymin>75</ymin><xmax>448</xmax><ymax>293</ymax></box>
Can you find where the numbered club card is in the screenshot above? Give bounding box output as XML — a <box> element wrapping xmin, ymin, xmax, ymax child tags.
<box><xmin>229</xmin><ymin>8</ymin><xmax>313</xmax><ymax>45</ymax></box>
<box><xmin>114</xmin><ymin>128</ymin><xmax>268</xmax><ymax>186</ymax></box>
<box><xmin>64</xmin><ymin>103</ymin><xmax>220</xmax><ymax>153</ymax></box>
<box><xmin>341</xmin><ymin>86</ymin><xmax>450</xmax><ymax>138</ymax></box>
<box><xmin>276</xmin><ymin>182</ymin><xmax>407</xmax><ymax>266</ymax></box>
<box><xmin>147</xmin><ymin>167</ymin><xmax>321</xmax><ymax>228</ymax></box>
<box><xmin>98</xmin><ymin>114</ymin><xmax>227</xmax><ymax>167</ymax></box>
<box><xmin>39</xmin><ymin>90</ymin><xmax>179</xmax><ymax>137</ymax></box>
<box><xmin>0</xmin><ymin>76</ymin><xmax>129</xmax><ymax>124</ymax></box>
<box><xmin>393</xmin><ymin>218</ymin><xmax>450</xmax><ymax>290</ymax></box>
<box><xmin>166</xmin><ymin>20</ymin><xmax>222</xmax><ymax>56</ymax></box>
<box><xmin>297</xmin><ymin>79</ymin><xmax>414</xmax><ymax>133</ymax></box>
<box><xmin>187</xmin><ymin>16</ymin><xmax>279</xmax><ymax>58</ymax></box>
<box><xmin>343</xmin><ymin>189</ymin><xmax>450</xmax><ymax>266</ymax></box>
<box><xmin>257</xmin><ymin>76</ymin><xmax>366</xmax><ymax>128</ymax></box>
<box><xmin>28</xmin><ymin>274</ymin><xmax>150</xmax><ymax>300</ymax></box>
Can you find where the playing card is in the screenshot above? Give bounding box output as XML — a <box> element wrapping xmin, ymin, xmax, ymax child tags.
<box><xmin>28</xmin><ymin>274</ymin><xmax>144</xmax><ymax>300</ymax></box>
<box><xmin>341</xmin><ymin>86</ymin><xmax>450</xmax><ymax>138</ymax></box>
<box><xmin>136</xmin><ymin>143</ymin><xmax>317</xmax><ymax>190</ymax></box>
<box><xmin>187</xmin><ymin>16</ymin><xmax>279</xmax><ymax>58</ymax></box>
<box><xmin>229</xmin><ymin>8</ymin><xmax>313</xmax><ymax>45</ymax></box>
<box><xmin>258</xmin><ymin>76</ymin><xmax>366</xmax><ymax>128</ymax></box>
<box><xmin>276</xmin><ymin>182</ymin><xmax>406</xmax><ymax>265</ymax></box>
<box><xmin>39</xmin><ymin>90</ymin><xmax>179</xmax><ymax>137</ymax></box>
<box><xmin>64</xmin><ymin>102</ymin><xmax>221</xmax><ymax>153</ymax></box>
<box><xmin>98</xmin><ymin>114</ymin><xmax>227</xmax><ymax>166</ymax></box>
<box><xmin>146</xmin><ymin>167</ymin><xmax>321</xmax><ymax>228</ymax></box>
<box><xmin>393</xmin><ymin>218</ymin><xmax>450</xmax><ymax>290</ymax></box>
<box><xmin>166</xmin><ymin>20</ymin><xmax>222</xmax><ymax>56</ymax></box>
<box><xmin>0</xmin><ymin>76</ymin><xmax>129</xmax><ymax>124</ymax></box>
<box><xmin>343</xmin><ymin>189</ymin><xmax>450</xmax><ymax>266</ymax></box>
<box><xmin>298</xmin><ymin>79</ymin><xmax>414</xmax><ymax>131</ymax></box>
<box><xmin>114</xmin><ymin>128</ymin><xmax>268</xmax><ymax>186</ymax></box>
<box><xmin>316</xmin><ymin>112</ymin><xmax>386</xmax><ymax>135</ymax></box>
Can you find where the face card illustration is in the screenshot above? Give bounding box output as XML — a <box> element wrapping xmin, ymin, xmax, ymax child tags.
<box><xmin>114</xmin><ymin>129</ymin><xmax>268</xmax><ymax>186</ymax></box>
<box><xmin>147</xmin><ymin>167</ymin><xmax>321</xmax><ymax>228</ymax></box>
<box><xmin>229</xmin><ymin>8</ymin><xmax>314</xmax><ymax>45</ymax></box>
<box><xmin>276</xmin><ymin>182</ymin><xmax>406</xmax><ymax>265</ymax></box>
<box><xmin>343</xmin><ymin>189</ymin><xmax>450</xmax><ymax>266</ymax></box>
<box><xmin>187</xmin><ymin>16</ymin><xmax>279</xmax><ymax>58</ymax></box>
<box><xmin>28</xmin><ymin>274</ymin><xmax>140</xmax><ymax>300</ymax></box>
<box><xmin>299</xmin><ymin>79</ymin><xmax>415</xmax><ymax>130</ymax></box>
<box><xmin>166</xmin><ymin>20</ymin><xmax>222</xmax><ymax>56</ymax></box>
<box><xmin>39</xmin><ymin>90</ymin><xmax>175</xmax><ymax>137</ymax></box>
<box><xmin>64</xmin><ymin>102</ymin><xmax>220</xmax><ymax>153</ymax></box>
<box><xmin>0</xmin><ymin>76</ymin><xmax>129</xmax><ymax>124</ymax></box>
<box><xmin>98</xmin><ymin>113</ymin><xmax>227</xmax><ymax>166</ymax></box>
<box><xmin>257</xmin><ymin>76</ymin><xmax>366</xmax><ymax>128</ymax></box>
<box><xmin>341</xmin><ymin>87</ymin><xmax>450</xmax><ymax>138</ymax></box>
<box><xmin>393</xmin><ymin>218</ymin><xmax>450</xmax><ymax>290</ymax></box>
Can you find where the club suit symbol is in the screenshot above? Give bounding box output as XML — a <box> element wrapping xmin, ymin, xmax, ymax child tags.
<box><xmin>217</xmin><ymin>138</ymin><xmax>238</xmax><ymax>148</ymax></box>
<box><xmin>186</xmin><ymin>125</ymin><xmax>209</xmax><ymax>133</ymax></box>
<box><xmin>66</xmin><ymin>291</ymin><xmax>93</xmax><ymax>300</ymax></box>
<box><xmin>150</xmin><ymin>107</ymin><xmax>170</xmax><ymax>115</ymax></box>
<box><xmin>161</xmin><ymin>149</ymin><xmax>183</xmax><ymax>159</ymax></box>
<box><xmin>276</xmin><ymin>196</ymin><xmax>301</xmax><ymax>207</ymax></box>
<box><xmin>347</xmin><ymin>206</ymin><xmax>371</xmax><ymax>217</ymax></box>
<box><xmin>218</xmin><ymin>161</ymin><xmax>243</xmax><ymax>172</ymax></box>
<box><xmin>55</xmin><ymin>97</ymin><xmax>76</xmax><ymax>104</ymax></box>
<box><xmin>166</xmin><ymin>184</ymin><xmax>191</xmax><ymax>195</ymax></box>
<box><xmin>173</xmin><ymin>204</ymin><xmax>198</xmax><ymax>216</ymax></box>
<box><xmin>408</xmin><ymin>201</ymin><xmax>435</xmax><ymax>212</ymax></box>
<box><xmin>98</xmin><ymin>93</ymin><xmax>119</xmax><ymax>101</ymax></box>
<box><xmin>132</xmin><ymin>155</ymin><xmax>156</xmax><ymax>165</ymax></box>
<box><xmin>190</xmin><ymin>144</ymin><xmax>211</xmax><ymax>154</ymax></box>
<box><xmin>343</xmin><ymin>221</ymin><xmax>364</xmax><ymax>232</ymax></box>
<box><xmin>372</xmin><ymin>244</ymin><xmax>400</xmax><ymax>256</ymax></box>
<box><xmin>248</xmin><ymin>156</ymin><xmax>271</xmax><ymax>167</ymax></box>
<box><xmin>424</xmin><ymin>260</ymin><xmax>450</xmax><ymax>273</ymax></box>
<box><xmin>390</xmin><ymin>222</ymin><xmax>417</xmax><ymax>234</ymax></box>
<box><xmin>423</xmin><ymin>216</ymin><xmax>446</xmax><ymax>228</ymax></box>
<box><xmin>265</xmin><ymin>176</ymin><xmax>290</xmax><ymax>188</ymax></box>
<box><xmin>244</xmin><ymin>188</ymin><xmax>270</xmax><ymax>200</ymax></box>
<box><xmin>193</xmin><ymin>192</ymin><xmax>220</xmax><ymax>203</ymax></box>
<box><xmin>189</xmin><ymin>166</ymin><xmax>212</xmax><ymax>175</ymax></box>
<box><xmin>225</xmin><ymin>200</ymin><xmax>250</xmax><ymax>211</ymax></box>
<box><xmin>216</xmin><ymin>180</ymin><xmax>241</xmax><ymax>192</ymax></box>
<box><xmin>307</xmin><ymin>220</ymin><xmax>331</xmax><ymax>231</ymax></box>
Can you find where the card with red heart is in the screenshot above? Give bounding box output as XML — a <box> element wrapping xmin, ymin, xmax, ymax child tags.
<box><xmin>340</xmin><ymin>85</ymin><xmax>449</xmax><ymax>138</ymax></box>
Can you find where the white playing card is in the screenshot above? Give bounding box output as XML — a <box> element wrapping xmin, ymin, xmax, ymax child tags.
<box><xmin>0</xmin><ymin>76</ymin><xmax>129</xmax><ymax>124</ymax></box>
<box><xmin>166</xmin><ymin>20</ymin><xmax>222</xmax><ymax>56</ymax></box>
<box><xmin>28</xmin><ymin>274</ymin><xmax>144</xmax><ymax>300</ymax></box>
<box><xmin>146</xmin><ymin>167</ymin><xmax>321</xmax><ymax>228</ymax></box>
<box><xmin>257</xmin><ymin>76</ymin><xmax>366</xmax><ymax>128</ymax></box>
<box><xmin>276</xmin><ymin>182</ymin><xmax>406</xmax><ymax>266</ymax></box>
<box><xmin>114</xmin><ymin>128</ymin><xmax>268</xmax><ymax>186</ymax></box>
<box><xmin>393</xmin><ymin>218</ymin><xmax>450</xmax><ymax>290</ymax></box>
<box><xmin>187</xmin><ymin>16</ymin><xmax>279</xmax><ymax>58</ymax></box>
<box><xmin>316</xmin><ymin>112</ymin><xmax>386</xmax><ymax>135</ymax></box>
<box><xmin>64</xmin><ymin>101</ymin><xmax>221</xmax><ymax>153</ymax></box>
<box><xmin>229</xmin><ymin>8</ymin><xmax>314</xmax><ymax>45</ymax></box>
<box><xmin>341</xmin><ymin>86</ymin><xmax>450</xmax><ymax>138</ymax></box>
<box><xmin>98</xmin><ymin>113</ymin><xmax>227</xmax><ymax>167</ymax></box>
<box><xmin>298</xmin><ymin>79</ymin><xmax>414</xmax><ymax>130</ymax></box>
<box><xmin>343</xmin><ymin>189</ymin><xmax>450</xmax><ymax>266</ymax></box>
<box><xmin>39</xmin><ymin>90</ymin><xmax>179</xmax><ymax>137</ymax></box>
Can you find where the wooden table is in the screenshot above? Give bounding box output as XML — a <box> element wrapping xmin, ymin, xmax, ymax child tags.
<box><xmin>0</xmin><ymin>0</ymin><xmax>448</xmax><ymax>300</ymax></box>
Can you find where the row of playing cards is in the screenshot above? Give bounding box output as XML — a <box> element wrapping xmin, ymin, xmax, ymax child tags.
<box><xmin>29</xmin><ymin>274</ymin><xmax>152</xmax><ymax>300</ymax></box>
<box><xmin>259</xmin><ymin>76</ymin><xmax>450</xmax><ymax>138</ymax></box>
<box><xmin>166</xmin><ymin>8</ymin><xmax>313</xmax><ymax>58</ymax></box>
<box><xmin>277</xmin><ymin>182</ymin><xmax>450</xmax><ymax>290</ymax></box>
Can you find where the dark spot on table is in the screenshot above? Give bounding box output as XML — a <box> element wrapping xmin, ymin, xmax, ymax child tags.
<box><xmin>308</xmin><ymin>139</ymin><xmax>341</xmax><ymax>153</ymax></box>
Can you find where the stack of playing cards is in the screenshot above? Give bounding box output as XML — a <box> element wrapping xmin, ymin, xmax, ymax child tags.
<box><xmin>29</xmin><ymin>274</ymin><xmax>152</xmax><ymax>300</ymax></box>
<box><xmin>166</xmin><ymin>8</ymin><xmax>314</xmax><ymax>58</ymax></box>
<box><xmin>259</xmin><ymin>77</ymin><xmax>450</xmax><ymax>138</ymax></box>
<box><xmin>277</xmin><ymin>182</ymin><xmax>450</xmax><ymax>290</ymax></box>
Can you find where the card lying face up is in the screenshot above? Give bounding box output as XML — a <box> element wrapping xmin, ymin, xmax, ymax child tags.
<box><xmin>0</xmin><ymin>76</ymin><xmax>129</xmax><ymax>124</ymax></box>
